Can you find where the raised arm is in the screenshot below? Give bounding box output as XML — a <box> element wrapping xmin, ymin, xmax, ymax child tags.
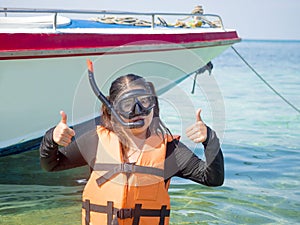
<box><xmin>39</xmin><ymin>111</ymin><xmax>98</xmax><ymax>171</ymax></box>
<box><xmin>165</xmin><ymin>108</ymin><xmax>224</xmax><ymax>186</ymax></box>
<box><xmin>166</xmin><ymin>127</ymin><xmax>224</xmax><ymax>186</ymax></box>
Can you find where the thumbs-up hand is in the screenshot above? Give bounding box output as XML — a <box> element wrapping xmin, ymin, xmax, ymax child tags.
<box><xmin>186</xmin><ymin>108</ymin><xmax>207</xmax><ymax>143</ymax></box>
<box><xmin>53</xmin><ymin>111</ymin><xmax>75</xmax><ymax>146</ymax></box>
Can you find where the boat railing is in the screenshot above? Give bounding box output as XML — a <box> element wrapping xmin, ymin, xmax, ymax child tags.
<box><xmin>0</xmin><ymin>8</ymin><xmax>225</xmax><ymax>30</ymax></box>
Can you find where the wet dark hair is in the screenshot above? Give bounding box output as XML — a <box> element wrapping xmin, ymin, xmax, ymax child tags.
<box><xmin>101</xmin><ymin>74</ymin><xmax>172</xmax><ymax>140</ymax></box>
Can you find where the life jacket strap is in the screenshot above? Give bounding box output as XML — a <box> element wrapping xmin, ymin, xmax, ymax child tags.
<box><xmin>82</xmin><ymin>200</ymin><xmax>170</xmax><ymax>225</ymax></box>
<box><xmin>118</xmin><ymin>204</ymin><xmax>170</xmax><ymax>225</ymax></box>
<box><xmin>94</xmin><ymin>163</ymin><xmax>164</xmax><ymax>186</ymax></box>
<box><xmin>82</xmin><ymin>200</ymin><xmax>118</xmax><ymax>225</ymax></box>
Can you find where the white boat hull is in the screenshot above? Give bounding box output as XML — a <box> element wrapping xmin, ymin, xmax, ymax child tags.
<box><xmin>0</xmin><ymin>9</ymin><xmax>240</xmax><ymax>156</ymax></box>
<box><xmin>0</xmin><ymin>45</ymin><xmax>232</xmax><ymax>154</ymax></box>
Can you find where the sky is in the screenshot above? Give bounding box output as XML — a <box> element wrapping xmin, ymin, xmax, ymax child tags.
<box><xmin>1</xmin><ymin>0</ymin><xmax>300</xmax><ymax>40</ymax></box>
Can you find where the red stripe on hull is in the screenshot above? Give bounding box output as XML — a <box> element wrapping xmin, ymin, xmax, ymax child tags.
<box><xmin>0</xmin><ymin>42</ymin><xmax>237</xmax><ymax>60</ymax></box>
<box><xmin>0</xmin><ymin>31</ymin><xmax>240</xmax><ymax>60</ymax></box>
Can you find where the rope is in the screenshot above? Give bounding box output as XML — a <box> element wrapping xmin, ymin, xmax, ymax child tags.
<box><xmin>231</xmin><ymin>46</ymin><xmax>300</xmax><ymax>114</ymax></box>
<box><xmin>175</xmin><ymin>5</ymin><xmax>218</xmax><ymax>28</ymax></box>
<box><xmin>192</xmin><ymin>5</ymin><xmax>204</xmax><ymax>14</ymax></box>
<box><xmin>177</xmin><ymin>5</ymin><xmax>203</xmax><ymax>22</ymax></box>
<box><xmin>92</xmin><ymin>6</ymin><xmax>218</xmax><ymax>28</ymax></box>
<box><xmin>91</xmin><ymin>16</ymin><xmax>152</xmax><ymax>26</ymax></box>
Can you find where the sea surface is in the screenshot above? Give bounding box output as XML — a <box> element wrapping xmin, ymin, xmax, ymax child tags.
<box><xmin>0</xmin><ymin>40</ymin><xmax>299</xmax><ymax>224</ymax></box>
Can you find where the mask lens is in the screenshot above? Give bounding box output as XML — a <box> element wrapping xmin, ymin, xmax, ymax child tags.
<box><xmin>136</xmin><ymin>96</ymin><xmax>153</xmax><ymax>109</ymax></box>
<box><xmin>114</xmin><ymin>88</ymin><xmax>156</xmax><ymax>119</ymax></box>
<box><xmin>119</xmin><ymin>98</ymin><xmax>135</xmax><ymax>113</ymax></box>
<box><xmin>118</xmin><ymin>95</ymin><xmax>154</xmax><ymax>114</ymax></box>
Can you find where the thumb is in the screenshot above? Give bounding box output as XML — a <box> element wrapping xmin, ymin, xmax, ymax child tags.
<box><xmin>60</xmin><ymin>110</ymin><xmax>67</xmax><ymax>124</ymax></box>
<box><xmin>196</xmin><ymin>108</ymin><xmax>203</xmax><ymax>122</ymax></box>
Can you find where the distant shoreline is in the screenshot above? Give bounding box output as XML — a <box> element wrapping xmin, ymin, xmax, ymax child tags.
<box><xmin>242</xmin><ymin>38</ymin><xmax>300</xmax><ymax>43</ymax></box>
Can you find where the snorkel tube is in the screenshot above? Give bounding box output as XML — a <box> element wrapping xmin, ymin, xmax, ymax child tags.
<box><xmin>87</xmin><ymin>59</ymin><xmax>144</xmax><ymax>129</ymax></box>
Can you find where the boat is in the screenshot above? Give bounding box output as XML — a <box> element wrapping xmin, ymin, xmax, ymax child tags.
<box><xmin>0</xmin><ymin>8</ymin><xmax>241</xmax><ymax>157</ymax></box>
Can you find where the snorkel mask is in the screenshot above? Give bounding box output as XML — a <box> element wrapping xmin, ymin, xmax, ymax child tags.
<box><xmin>114</xmin><ymin>89</ymin><xmax>155</xmax><ymax>120</ymax></box>
<box><xmin>87</xmin><ymin>59</ymin><xmax>154</xmax><ymax>129</ymax></box>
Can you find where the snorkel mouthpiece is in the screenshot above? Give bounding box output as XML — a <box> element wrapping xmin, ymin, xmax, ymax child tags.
<box><xmin>87</xmin><ymin>59</ymin><xmax>144</xmax><ymax>129</ymax></box>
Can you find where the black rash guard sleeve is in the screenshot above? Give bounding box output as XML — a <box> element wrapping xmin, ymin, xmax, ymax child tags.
<box><xmin>39</xmin><ymin>127</ymin><xmax>98</xmax><ymax>172</ymax></box>
<box><xmin>165</xmin><ymin>126</ymin><xmax>224</xmax><ymax>186</ymax></box>
<box><xmin>40</xmin><ymin>125</ymin><xmax>224</xmax><ymax>186</ymax></box>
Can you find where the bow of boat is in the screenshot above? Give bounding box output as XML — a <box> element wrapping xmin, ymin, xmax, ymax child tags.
<box><xmin>0</xmin><ymin>8</ymin><xmax>241</xmax><ymax>156</ymax></box>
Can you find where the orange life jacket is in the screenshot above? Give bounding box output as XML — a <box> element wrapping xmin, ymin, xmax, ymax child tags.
<box><xmin>82</xmin><ymin>126</ymin><xmax>179</xmax><ymax>225</ymax></box>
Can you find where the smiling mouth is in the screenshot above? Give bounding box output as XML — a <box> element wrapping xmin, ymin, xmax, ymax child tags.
<box><xmin>130</xmin><ymin>117</ymin><xmax>144</xmax><ymax>123</ymax></box>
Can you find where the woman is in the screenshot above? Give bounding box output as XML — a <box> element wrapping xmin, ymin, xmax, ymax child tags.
<box><xmin>40</xmin><ymin>74</ymin><xmax>224</xmax><ymax>225</ymax></box>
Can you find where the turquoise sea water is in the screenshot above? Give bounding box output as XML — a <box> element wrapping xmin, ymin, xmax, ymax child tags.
<box><xmin>0</xmin><ymin>40</ymin><xmax>299</xmax><ymax>224</ymax></box>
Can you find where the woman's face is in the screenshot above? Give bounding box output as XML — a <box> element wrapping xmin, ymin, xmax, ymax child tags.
<box><xmin>113</xmin><ymin>85</ymin><xmax>155</xmax><ymax>136</ymax></box>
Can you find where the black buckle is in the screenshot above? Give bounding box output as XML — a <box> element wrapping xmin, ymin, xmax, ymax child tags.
<box><xmin>123</xmin><ymin>163</ymin><xmax>135</xmax><ymax>173</ymax></box>
<box><xmin>117</xmin><ymin>208</ymin><xmax>134</xmax><ymax>219</ymax></box>
<box><xmin>116</xmin><ymin>163</ymin><xmax>135</xmax><ymax>174</ymax></box>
